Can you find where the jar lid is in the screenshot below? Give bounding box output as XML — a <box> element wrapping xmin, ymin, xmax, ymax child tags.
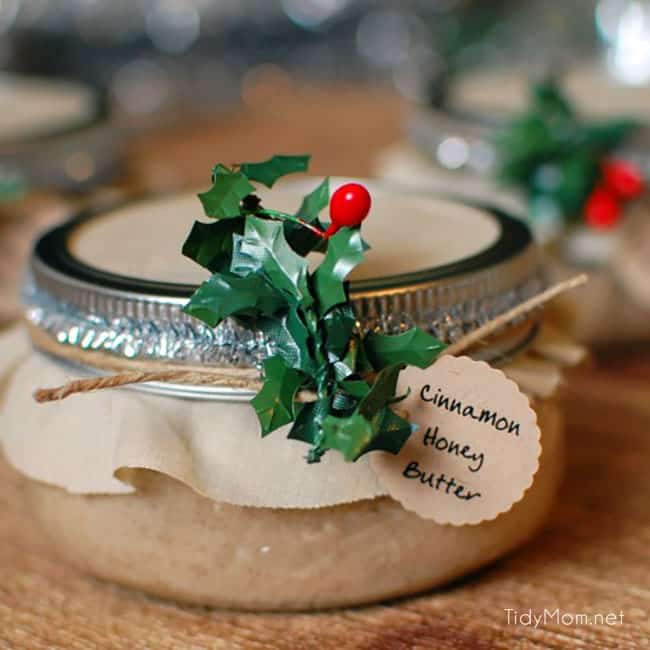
<box><xmin>415</xmin><ymin>62</ymin><xmax>650</xmax><ymax>179</ymax></box>
<box><xmin>447</xmin><ymin>62</ymin><xmax>650</xmax><ymax>124</ymax></box>
<box><xmin>26</xmin><ymin>182</ymin><xmax>545</xmax><ymax>399</ymax></box>
<box><xmin>0</xmin><ymin>74</ymin><xmax>118</xmax><ymax>191</ymax></box>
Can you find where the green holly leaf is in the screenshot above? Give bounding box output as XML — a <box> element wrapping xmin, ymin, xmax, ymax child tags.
<box><xmin>284</xmin><ymin>364</ymin><xmax>417</xmax><ymax>463</ymax></box>
<box><xmin>232</xmin><ymin>216</ymin><xmax>312</xmax><ymax>306</ymax></box>
<box><xmin>330</xmin><ymin>390</ymin><xmax>359</xmax><ymax>414</ymax></box>
<box><xmin>358</xmin><ymin>408</ymin><xmax>416</xmax><ymax>457</ymax></box>
<box><xmin>252</xmin><ymin>356</ymin><xmax>305</xmax><ymax>436</ymax></box>
<box><xmin>198</xmin><ymin>171</ymin><xmax>254</xmax><ymax>219</ymax></box>
<box><xmin>354</xmin><ymin>333</ymin><xmax>374</xmax><ymax>375</ymax></box>
<box><xmin>313</xmin><ymin>227</ymin><xmax>365</xmax><ymax>314</ymax></box>
<box><xmin>338</xmin><ymin>379</ymin><xmax>370</xmax><ymax>399</ymax></box>
<box><xmin>295</xmin><ymin>177</ymin><xmax>329</xmax><ymax>222</ymax></box>
<box><xmin>553</xmin><ymin>154</ymin><xmax>599</xmax><ymax>217</ymax></box>
<box><xmin>183</xmin><ymin>272</ymin><xmax>285</xmax><ymax>327</ymax></box>
<box><xmin>321</xmin><ymin>413</ymin><xmax>374</xmax><ymax>462</ymax></box>
<box><xmin>494</xmin><ymin>116</ymin><xmax>556</xmax><ymax>182</ymax></box>
<box><xmin>531</xmin><ymin>80</ymin><xmax>574</xmax><ymax>119</ymax></box>
<box><xmin>364</xmin><ymin>327</ymin><xmax>446</xmax><ymax>371</ymax></box>
<box><xmin>357</xmin><ymin>364</ymin><xmax>403</xmax><ymax>419</ymax></box>
<box><xmin>284</xmin><ymin>177</ymin><xmax>330</xmax><ymax>256</ymax></box>
<box><xmin>332</xmin><ymin>334</ymin><xmax>363</xmax><ymax>381</ymax></box>
<box><xmin>494</xmin><ymin>79</ymin><xmax>640</xmax><ymax>222</ymax></box>
<box><xmin>288</xmin><ymin>403</ymin><xmax>316</xmax><ymax>444</ymax></box>
<box><xmin>288</xmin><ymin>398</ymin><xmax>328</xmax><ymax>444</ymax></box>
<box><xmin>182</xmin><ymin>218</ymin><xmax>244</xmax><ymax>273</ymax></box>
<box><xmin>211</xmin><ymin>163</ymin><xmax>232</xmax><ymax>182</ymax></box>
<box><xmin>320</xmin><ymin>364</ymin><xmax>412</xmax><ymax>461</ymax></box>
<box><xmin>321</xmin><ymin>405</ymin><xmax>415</xmax><ymax>462</ymax></box>
<box><xmin>240</xmin><ymin>155</ymin><xmax>310</xmax><ymax>188</ymax></box>
<box><xmin>323</xmin><ymin>304</ymin><xmax>356</xmax><ymax>358</ymax></box>
<box><xmin>284</xmin><ymin>222</ymin><xmax>324</xmax><ymax>257</ymax></box>
<box><xmin>258</xmin><ymin>307</ymin><xmax>314</xmax><ymax>373</ymax></box>
<box><xmin>581</xmin><ymin>119</ymin><xmax>638</xmax><ymax>155</ymax></box>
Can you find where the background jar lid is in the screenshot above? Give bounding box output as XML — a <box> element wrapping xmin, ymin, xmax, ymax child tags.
<box><xmin>0</xmin><ymin>74</ymin><xmax>121</xmax><ymax>192</ymax></box>
<box><xmin>403</xmin><ymin>64</ymin><xmax>650</xmax><ymax>251</ymax></box>
<box><xmin>411</xmin><ymin>61</ymin><xmax>650</xmax><ymax>181</ymax></box>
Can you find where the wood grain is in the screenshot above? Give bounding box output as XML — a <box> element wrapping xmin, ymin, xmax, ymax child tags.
<box><xmin>1</xmin><ymin>85</ymin><xmax>649</xmax><ymax>648</ymax></box>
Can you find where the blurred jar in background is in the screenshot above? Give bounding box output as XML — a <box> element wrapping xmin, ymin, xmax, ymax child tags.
<box><xmin>0</xmin><ymin>73</ymin><xmax>123</xmax><ymax>326</ymax></box>
<box><xmin>376</xmin><ymin>1</ymin><xmax>650</xmax><ymax>345</ymax></box>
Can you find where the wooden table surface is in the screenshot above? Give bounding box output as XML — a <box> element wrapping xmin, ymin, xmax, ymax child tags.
<box><xmin>1</xmin><ymin>85</ymin><xmax>650</xmax><ymax>649</ymax></box>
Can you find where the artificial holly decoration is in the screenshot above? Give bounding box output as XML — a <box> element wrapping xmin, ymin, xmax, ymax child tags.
<box><xmin>325</xmin><ymin>182</ymin><xmax>372</xmax><ymax>238</ymax></box>
<box><xmin>601</xmin><ymin>158</ymin><xmax>644</xmax><ymax>200</ymax></box>
<box><xmin>494</xmin><ymin>80</ymin><xmax>644</xmax><ymax>230</ymax></box>
<box><xmin>584</xmin><ymin>184</ymin><xmax>621</xmax><ymax>230</ymax></box>
<box><xmin>183</xmin><ymin>155</ymin><xmax>446</xmax><ymax>463</ymax></box>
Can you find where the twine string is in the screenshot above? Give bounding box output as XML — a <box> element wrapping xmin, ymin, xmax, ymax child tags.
<box><xmin>33</xmin><ymin>274</ymin><xmax>587</xmax><ymax>404</ymax></box>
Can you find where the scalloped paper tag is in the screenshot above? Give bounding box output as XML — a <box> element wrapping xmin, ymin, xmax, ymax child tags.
<box><xmin>370</xmin><ymin>356</ymin><xmax>541</xmax><ymax>526</ymax></box>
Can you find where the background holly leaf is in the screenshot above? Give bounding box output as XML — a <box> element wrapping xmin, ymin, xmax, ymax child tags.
<box><xmin>252</xmin><ymin>356</ymin><xmax>305</xmax><ymax>436</ymax></box>
<box><xmin>240</xmin><ymin>155</ymin><xmax>310</xmax><ymax>188</ymax></box>
<box><xmin>364</xmin><ymin>327</ymin><xmax>446</xmax><ymax>370</ymax></box>
<box><xmin>531</xmin><ymin>80</ymin><xmax>574</xmax><ymax>119</ymax></box>
<box><xmin>232</xmin><ymin>216</ymin><xmax>312</xmax><ymax>306</ymax></box>
<box><xmin>182</xmin><ymin>218</ymin><xmax>244</xmax><ymax>273</ymax></box>
<box><xmin>494</xmin><ymin>79</ymin><xmax>640</xmax><ymax>221</ymax></box>
<box><xmin>581</xmin><ymin>120</ymin><xmax>638</xmax><ymax>155</ymax></box>
<box><xmin>183</xmin><ymin>272</ymin><xmax>285</xmax><ymax>327</ymax></box>
<box><xmin>313</xmin><ymin>227</ymin><xmax>365</xmax><ymax>314</ymax></box>
<box><xmin>529</xmin><ymin>154</ymin><xmax>598</xmax><ymax>219</ymax></box>
<box><xmin>198</xmin><ymin>171</ymin><xmax>254</xmax><ymax>219</ymax></box>
<box><xmin>494</xmin><ymin>115</ymin><xmax>556</xmax><ymax>184</ymax></box>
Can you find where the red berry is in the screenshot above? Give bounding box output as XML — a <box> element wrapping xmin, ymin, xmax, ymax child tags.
<box><xmin>602</xmin><ymin>158</ymin><xmax>644</xmax><ymax>199</ymax></box>
<box><xmin>326</xmin><ymin>183</ymin><xmax>371</xmax><ymax>237</ymax></box>
<box><xmin>584</xmin><ymin>184</ymin><xmax>621</xmax><ymax>230</ymax></box>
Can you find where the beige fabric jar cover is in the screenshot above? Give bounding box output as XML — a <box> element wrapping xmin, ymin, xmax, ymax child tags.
<box><xmin>0</xmin><ymin>187</ymin><xmax>584</xmax><ymax>610</ymax></box>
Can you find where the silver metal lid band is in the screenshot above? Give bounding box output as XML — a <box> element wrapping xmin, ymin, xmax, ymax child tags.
<box><xmin>23</xmin><ymin>266</ymin><xmax>546</xmax><ymax>371</ymax></box>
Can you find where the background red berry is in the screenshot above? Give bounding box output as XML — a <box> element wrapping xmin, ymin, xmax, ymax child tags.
<box><xmin>584</xmin><ymin>184</ymin><xmax>621</xmax><ymax>230</ymax></box>
<box><xmin>602</xmin><ymin>159</ymin><xmax>644</xmax><ymax>199</ymax></box>
<box><xmin>326</xmin><ymin>183</ymin><xmax>371</xmax><ymax>237</ymax></box>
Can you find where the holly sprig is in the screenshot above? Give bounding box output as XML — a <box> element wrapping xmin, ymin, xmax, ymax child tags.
<box><xmin>183</xmin><ymin>154</ymin><xmax>446</xmax><ymax>462</ymax></box>
<box><xmin>493</xmin><ymin>80</ymin><xmax>644</xmax><ymax>229</ymax></box>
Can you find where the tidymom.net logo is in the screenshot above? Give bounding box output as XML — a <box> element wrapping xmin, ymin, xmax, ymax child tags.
<box><xmin>504</xmin><ymin>608</ymin><xmax>624</xmax><ymax>628</ymax></box>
